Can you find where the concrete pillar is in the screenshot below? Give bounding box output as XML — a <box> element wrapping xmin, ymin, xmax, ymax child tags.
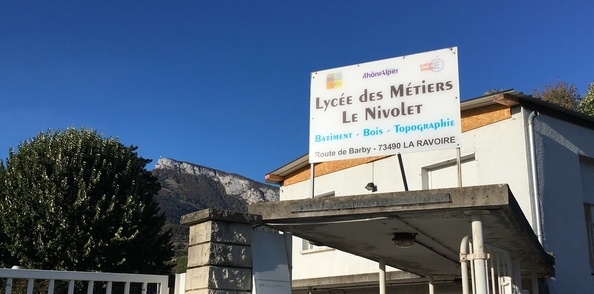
<box><xmin>181</xmin><ymin>209</ymin><xmax>262</xmax><ymax>294</ymax></box>
<box><xmin>471</xmin><ymin>215</ymin><xmax>488</xmax><ymax>294</ymax></box>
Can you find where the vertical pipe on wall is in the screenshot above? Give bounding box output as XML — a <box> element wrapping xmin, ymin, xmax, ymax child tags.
<box><xmin>459</xmin><ymin>236</ymin><xmax>470</xmax><ymax>294</ymax></box>
<box><xmin>528</xmin><ymin>111</ymin><xmax>543</xmax><ymax>244</ymax></box>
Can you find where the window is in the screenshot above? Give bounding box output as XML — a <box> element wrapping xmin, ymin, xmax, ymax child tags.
<box><xmin>585</xmin><ymin>204</ymin><xmax>594</xmax><ymax>272</ymax></box>
<box><xmin>301</xmin><ymin>239</ymin><xmax>333</xmax><ymax>253</ymax></box>
<box><xmin>300</xmin><ymin>191</ymin><xmax>335</xmax><ymax>253</ymax></box>
<box><xmin>422</xmin><ymin>154</ymin><xmax>478</xmax><ymax>189</ymax></box>
<box><xmin>302</xmin><ymin>239</ymin><xmax>320</xmax><ymax>251</ymax></box>
<box><xmin>580</xmin><ymin>156</ymin><xmax>594</xmax><ymax>271</ymax></box>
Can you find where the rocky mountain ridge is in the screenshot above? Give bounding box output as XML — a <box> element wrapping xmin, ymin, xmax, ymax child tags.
<box><xmin>154</xmin><ymin>158</ymin><xmax>278</xmax><ymax>204</ymax></box>
<box><xmin>152</xmin><ymin>158</ymin><xmax>279</xmax><ymax>245</ymax></box>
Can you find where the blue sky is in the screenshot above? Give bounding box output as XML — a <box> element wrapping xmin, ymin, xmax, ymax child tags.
<box><xmin>1</xmin><ymin>1</ymin><xmax>593</xmax><ymax>183</ymax></box>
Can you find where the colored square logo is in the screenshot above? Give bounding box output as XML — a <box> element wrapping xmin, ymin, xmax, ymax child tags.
<box><xmin>326</xmin><ymin>73</ymin><xmax>342</xmax><ymax>89</ymax></box>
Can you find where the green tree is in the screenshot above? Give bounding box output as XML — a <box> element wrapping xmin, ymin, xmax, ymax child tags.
<box><xmin>0</xmin><ymin>128</ymin><xmax>173</xmax><ymax>274</ymax></box>
<box><xmin>533</xmin><ymin>80</ymin><xmax>581</xmax><ymax>110</ymax></box>
<box><xmin>577</xmin><ymin>81</ymin><xmax>594</xmax><ymax>116</ymax></box>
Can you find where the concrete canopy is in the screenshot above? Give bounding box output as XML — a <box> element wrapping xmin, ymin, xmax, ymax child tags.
<box><xmin>248</xmin><ymin>184</ymin><xmax>554</xmax><ymax>281</ymax></box>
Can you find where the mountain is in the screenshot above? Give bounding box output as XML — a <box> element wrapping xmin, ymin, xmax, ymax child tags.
<box><xmin>152</xmin><ymin>158</ymin><xmax>279</xmax><ymax>244</ymax></box>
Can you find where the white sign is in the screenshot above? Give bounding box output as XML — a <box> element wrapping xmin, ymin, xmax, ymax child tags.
<box><xmin>309</xmin><ymin>47</ymin><xmax>461</xmax><ymax>163</ymax></box>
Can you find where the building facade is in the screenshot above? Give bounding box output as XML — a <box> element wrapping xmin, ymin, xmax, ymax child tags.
<box><xmin>258</xmin><ymin>91</ymin><xmax>594</xmax><ymax>293</ymax></box>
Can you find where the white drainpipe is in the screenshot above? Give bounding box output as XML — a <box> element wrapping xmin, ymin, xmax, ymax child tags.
<box><xmin>528</xmin><ymin>111</ymin><xmax>543</xmax><ymax>244</ymax></box>
<box><xmin>460</xmin><ymin>236</ymin><xmax>470</xmax><ymax>294</ymax></box>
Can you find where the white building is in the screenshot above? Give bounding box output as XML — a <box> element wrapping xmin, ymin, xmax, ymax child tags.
<box><xmin>250</xmin><ymin>91</ymin><xmax>594</xmax><ymax>293</ymax></box>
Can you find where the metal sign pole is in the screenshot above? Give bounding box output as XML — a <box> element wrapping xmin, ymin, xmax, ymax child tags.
<box><xmin>310</xmin><ymin>163</ymin><xmax>315</xmax><ymax>198</ymax></box>
<box><xmin>379</xmin><ymin>259</ymin><xmax>386</xmax><ymax>294</ymax></box>
<box><xmin>397</xmin><ymin>153</ymin><xmax>409</xmax><ymax>191</ymax></box>
<box><xmin>457</xmin><ymin>147</ymin><xmax>462</xmax><ymax>187</ymax></box>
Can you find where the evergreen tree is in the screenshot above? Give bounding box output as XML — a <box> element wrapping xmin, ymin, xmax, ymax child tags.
<box><xmin>578</xmin><ymin>82</ymin><xmax>594</xmax><ymax>116</ymax></box>
<box><xmin>0</xmin><ymin>128</ymin><xmax>172</xmax><ymax>274</ymax></box>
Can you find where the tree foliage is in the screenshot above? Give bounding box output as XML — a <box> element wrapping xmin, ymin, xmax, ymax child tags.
<box><xmin>532</xmin><ymin>80</ymin><xmax>581</xmax><ymax>110</ymax></box>
<box><xmin>578</xmin><ymin>82</ymin><xmax>594</xmax><ymax>116</ymax></box>
<box><xmin>0</xmin><ymin>128</ymin><xmax>173</xmax><ymax>274</ymax></box>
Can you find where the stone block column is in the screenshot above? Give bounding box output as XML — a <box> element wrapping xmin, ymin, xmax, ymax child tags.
<box><xmin>181</xmin><ymin>209</ymin><xmax>262</xmax><ymax>294</ymax></box>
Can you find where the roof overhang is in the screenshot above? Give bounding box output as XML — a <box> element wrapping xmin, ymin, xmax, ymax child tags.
<box><xmin>264</xmin><ymin>153</ymin><xmax>309</xmax><ymax>184</ymax></box>
<box><xmin>249</xmin><ymin>184</ymin><xmax>554</xmax><ymax>280</ymax></box>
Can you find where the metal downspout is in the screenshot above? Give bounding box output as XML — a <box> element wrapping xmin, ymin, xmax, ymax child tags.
<box><xmin>528</xmin><ymin>111</ymin><xmax>543</xmax><ymax>244</ymax></box>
